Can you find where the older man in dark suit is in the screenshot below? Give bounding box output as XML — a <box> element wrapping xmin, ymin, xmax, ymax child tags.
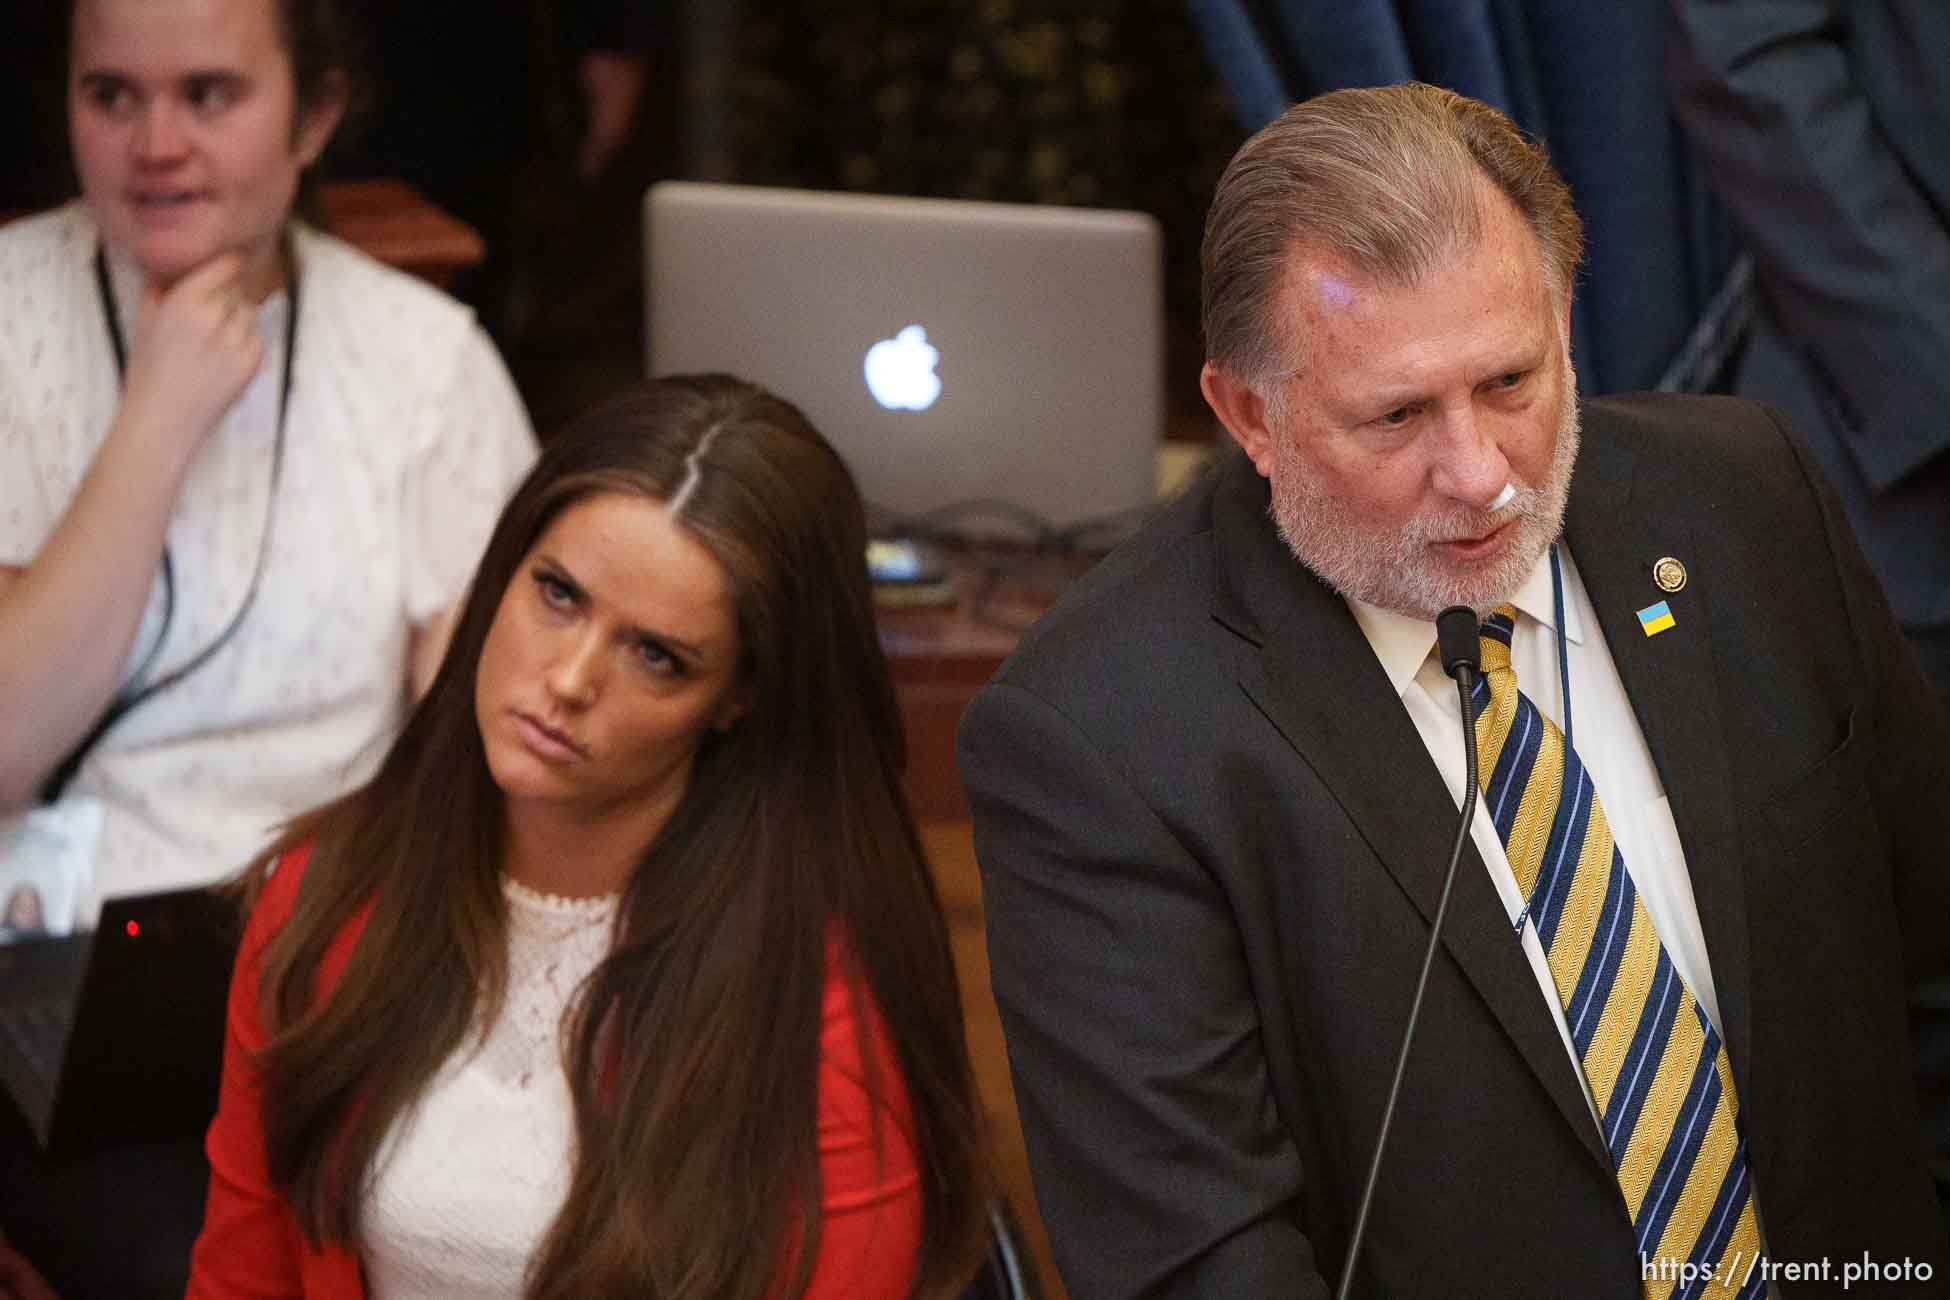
<box><xmin>958</xmin><ymin>82</ymin><xmax>1950</xmax><ymax>1298</ymax></box>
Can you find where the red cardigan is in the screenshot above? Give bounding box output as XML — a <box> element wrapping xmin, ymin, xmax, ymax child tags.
<box><xmin>186</xmin><ymin>844</ymin><xmax>925</xmax><ymax>1298</ymax></box>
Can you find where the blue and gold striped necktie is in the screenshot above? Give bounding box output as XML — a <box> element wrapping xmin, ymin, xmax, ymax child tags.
<box><xmin>1473</xmin><ymin>604</ymin><xmax>1763</xmax><ymax>1298</ymax></box>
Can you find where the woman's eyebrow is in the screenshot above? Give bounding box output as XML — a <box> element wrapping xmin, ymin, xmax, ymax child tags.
<box><xmin>623</xmin><ymin>619</ymin><xmax>708</xmax><ymax>662</ymax></box>
<box><xmin>536</xmin><ymin>552</ymin><xmax>711</xmax><ymax>661</ymax></box>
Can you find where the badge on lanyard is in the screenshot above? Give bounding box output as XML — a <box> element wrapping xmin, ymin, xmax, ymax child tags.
<box><xmin>0</xmin><ymin>798</ymin><xmax>103</xmax><ymax>938</ymax></box>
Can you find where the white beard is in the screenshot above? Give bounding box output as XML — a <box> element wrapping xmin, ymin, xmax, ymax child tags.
<box><xmin>1268</xmin><ymin>381</ymin><xmax>1580</xmax><ymax>619</ymax></box>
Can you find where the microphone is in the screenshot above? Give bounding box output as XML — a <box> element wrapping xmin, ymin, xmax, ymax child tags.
<box><xmin>1488</xmin><ymin>482</ymin><xmax>1517</xmax><ymax>512</ymax></box>
<box><xmin>1336</xmin><ymin>606</ymin><xmax>1482</xmax><ymax>1300</ymax></box>
<box><xmin>1436</xmin><ymin>605</ymin><xmax>1482</xmax><ymax>685</ymax></box>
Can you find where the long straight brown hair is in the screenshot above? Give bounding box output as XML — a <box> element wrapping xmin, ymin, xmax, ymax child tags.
<box><xmin>243</xmin><ymin>375</ymin><xmax>989</xmax><ymax>1298</ymax></box>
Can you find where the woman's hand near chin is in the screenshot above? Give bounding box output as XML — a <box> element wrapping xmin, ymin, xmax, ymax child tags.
<box><xmin>0</xmin><ymin>250</ymin><xmax>269</xmax><ymax>803</ymax></box>
<box><xmin>115</xmin><ymin>251</ymin><xmax>268</xmax><ymax>479</ymax></box>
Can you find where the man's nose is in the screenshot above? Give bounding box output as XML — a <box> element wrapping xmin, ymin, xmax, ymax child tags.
<box><xmin>1428</xmin><ymin>407</ymin><xmax>1514</xmax><ymax>509</ymax></box>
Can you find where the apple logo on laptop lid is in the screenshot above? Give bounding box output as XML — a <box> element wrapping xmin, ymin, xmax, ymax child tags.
<box><xmin>864</xmin><ymin>325</ymin><xmax>942</xmax><ymax>411</ymax></box>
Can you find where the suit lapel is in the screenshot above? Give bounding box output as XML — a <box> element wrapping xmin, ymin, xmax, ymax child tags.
<box><xmin>1209</xmin><ymin>455</ymin><xmax>1610</xmax><ymax>1171</ymax></box>
<box><xmin>1564</xmin><ymin>429</ymin><xmax>1753</xmax><ymax>1077</ymax></box>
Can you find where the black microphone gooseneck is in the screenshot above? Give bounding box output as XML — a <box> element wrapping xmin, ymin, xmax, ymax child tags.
<box><xmin>1335</xmin><ymin>605</ymin><xmax>1482</xmax><ymax>1300</ymax></box>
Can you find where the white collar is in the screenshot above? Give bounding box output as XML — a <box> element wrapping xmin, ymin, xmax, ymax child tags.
<box><xmin>1348</xmin><ymin>545</ymin><xmax>1586</xmax><ymax>699</ymax></box>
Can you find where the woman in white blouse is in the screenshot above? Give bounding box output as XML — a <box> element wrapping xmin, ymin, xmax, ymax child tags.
<box><xmin>0</xmin><ymin>0</ymin><xmax>536</xmax><ymax>929</ymax></box>
<box><xmin>186</xmin><ymin>376</ymin><xmax>991</xmax><ymax>1298</ymax></box>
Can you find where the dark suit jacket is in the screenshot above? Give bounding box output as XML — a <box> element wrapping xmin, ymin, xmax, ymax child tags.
<box><xmin>1668</xmin><ymin>0</ymin><xmax>1950</xmax><ymax>652</ymax></box>
<box><xmin>957</xmin><ymin>395</ymin><xmax>1950</xmax><ymax>1298</ymax></box>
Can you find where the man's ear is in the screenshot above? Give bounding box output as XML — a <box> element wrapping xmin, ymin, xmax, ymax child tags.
<box><xmin>1201</xmin><ymin>362</ymin><xmax>1280</xmax><ymax>478</ymax></box>
<box><xmin>292</xmin><ymin>71</ymin><xmax>349</xmax><ymax>168</ymax></box>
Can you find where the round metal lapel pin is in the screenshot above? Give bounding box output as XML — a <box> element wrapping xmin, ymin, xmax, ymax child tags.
<box><xmin>1652</xmin><ymin>556</ymin><xmax>1687</xmax><ymax>594</ymax></box>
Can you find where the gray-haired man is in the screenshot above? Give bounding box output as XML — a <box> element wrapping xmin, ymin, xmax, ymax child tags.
<box><xmin>959</xmin><ymin>83</ymin><xmax>1950</xmax><ymax>1298</ymax></box>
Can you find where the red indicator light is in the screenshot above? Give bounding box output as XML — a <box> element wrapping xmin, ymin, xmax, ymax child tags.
<box><xmin>126</xmin><ymin>920</ymin><xmax>139</xmax><ymax>938</ymax></box>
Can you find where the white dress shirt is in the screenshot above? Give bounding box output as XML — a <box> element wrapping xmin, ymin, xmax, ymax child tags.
<box><xmin>1348</xmin><ymin>545</ymin><xmax>1725</xmax><ymax>1127</ymax></box>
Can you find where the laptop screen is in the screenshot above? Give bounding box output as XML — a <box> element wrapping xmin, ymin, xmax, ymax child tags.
<box><xmin>646</xmin><ymin>182</ymin><xmax>1164</xmax><ymax>537</ymax></box>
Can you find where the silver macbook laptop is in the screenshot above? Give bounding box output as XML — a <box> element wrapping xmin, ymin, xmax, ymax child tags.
<box><xmin>645</xmin><ymin>182</ymin><xmax>1163</xmax><ymax>536</ymax></box>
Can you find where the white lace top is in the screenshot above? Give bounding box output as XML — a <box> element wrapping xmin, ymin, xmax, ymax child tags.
<box><xmin>361</xmin><ymin>877</ymin><xmax>619</xmax><ymax>1298</ymax></box>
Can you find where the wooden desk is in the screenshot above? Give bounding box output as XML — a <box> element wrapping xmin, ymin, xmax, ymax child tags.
<box><xmin>874</xmin><ymin>450</ymin><xmax>1212</xmax><ymax>801</ymax></box>
<box><xmin>921</xmin><ymin>817</ymin><xmax>1066</xmax><ymax>1300</ymax></box>
<box><xmin>883</xmin><ymin>551</ymin><xmax>1097</xmax><ymax>1300</ymax></box>
<box><xmin>313</xmin><ymin>179</ymin><xmax>485</xmax><ymax>289</ymax></box>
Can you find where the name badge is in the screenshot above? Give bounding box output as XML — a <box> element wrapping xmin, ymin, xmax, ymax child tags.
<box><xmin>0</xmin><ymin>797</ymin><xmax>104</xmax><ymax>939</ymax></box>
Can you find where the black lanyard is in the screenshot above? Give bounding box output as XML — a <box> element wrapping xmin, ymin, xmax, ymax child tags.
<box><xmin>1550</xmin><ymin>541</ymin><xmax>1573</xmax><ymax>751</ymax></box>
<box><xmin>39</xmin><ymin>242</ymin><xmax>300</xmax><ymax>804</ymax></box>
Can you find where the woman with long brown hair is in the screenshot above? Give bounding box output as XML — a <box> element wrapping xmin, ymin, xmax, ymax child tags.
<box><xmin>184</xmin><ymin>375</ymin><xmax>990</xmax><ymax>1298</ymax></box>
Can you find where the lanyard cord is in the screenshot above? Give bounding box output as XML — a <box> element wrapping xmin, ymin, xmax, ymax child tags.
<box><xmin>1550</xmin><ymin>541</ymin><xmax>1573</xmax><ymax>751</ymax></box>
<box><xmin>39</xmin><ymin>242</ymin><xmax>299</xmax><ymax>804</ymax></box>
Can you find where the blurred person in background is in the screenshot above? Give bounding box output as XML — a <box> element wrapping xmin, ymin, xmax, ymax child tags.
<box><xmin>1669</xmin><ymin>0</ymin><xmax>1950</xmax><ymax>701</ymax></box>
<box><xmin>0</xmin><ymin>2</ymin><xmax>533</xmax><ymax>1289</ymax></box>
<box><xmin>0</xmin><ymin>0</ymin><xmax>537</xmax><ymax>934</ymax></box>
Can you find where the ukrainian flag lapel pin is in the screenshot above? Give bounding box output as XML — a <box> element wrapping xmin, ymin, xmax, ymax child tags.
<box><xmin>1637</xmin><ymin>600</ymin><xmax>1677</xmax><ymax>638</ymax></box>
